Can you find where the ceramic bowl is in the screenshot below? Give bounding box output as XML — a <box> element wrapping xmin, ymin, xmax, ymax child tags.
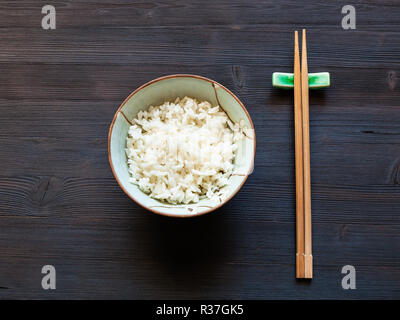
<box><xmin>108</xmin><ymin>74</ymin><xmax>255</xmax><ymax>217</ymax></box>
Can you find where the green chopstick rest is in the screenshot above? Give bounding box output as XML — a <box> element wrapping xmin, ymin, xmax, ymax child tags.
<box><xmin>272</xmin><ymin>72</ymin><xmax>330</xmax><ymax>89</ymax></box>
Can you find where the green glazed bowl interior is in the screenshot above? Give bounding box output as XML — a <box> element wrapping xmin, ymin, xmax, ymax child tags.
<box><xmin>108</xmin><ymin>74</ymin><xmax>256</xmax><ymax>217</ymax></box>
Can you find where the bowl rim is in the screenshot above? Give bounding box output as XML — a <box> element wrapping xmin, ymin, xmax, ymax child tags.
<box><xmin>108</xmin><ymin>74</ymin><xmax>256</xmax><ymax>218</ymax></box>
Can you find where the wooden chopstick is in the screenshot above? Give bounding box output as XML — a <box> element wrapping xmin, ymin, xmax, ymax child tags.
<box><xmin>294</xmin><ymin>30</ymin><xmax>305</xmax><ymax>279</ymax></box>
<box><xmin>301</xmin><ymin>29</ymin><xmax>313</xmax><ymax>279</ymax></box>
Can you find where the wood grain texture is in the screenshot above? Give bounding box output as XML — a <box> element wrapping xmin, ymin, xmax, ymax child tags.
<box><xmin>0</xmin><ymin>0</ymin><xmax>400</xmax><ymax>299</ymax></box>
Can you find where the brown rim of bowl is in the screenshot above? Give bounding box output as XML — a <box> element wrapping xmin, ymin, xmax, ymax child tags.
<box><xmin>108</xmin><ymin>74</ymin><xmax>256</xmax><ymax>218</ymax></box>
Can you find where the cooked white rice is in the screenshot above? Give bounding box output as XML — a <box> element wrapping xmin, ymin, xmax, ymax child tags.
<box><xmin>126</xmin><ymin>96</ymin><xmax>243</xmax><ymax>204</ymax></box>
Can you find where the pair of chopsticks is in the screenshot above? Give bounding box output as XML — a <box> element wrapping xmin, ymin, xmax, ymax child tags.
<box><xmin>294</xmin><ymin>29</ymin><xmax>313</xmax><ymax>279</ymax></box>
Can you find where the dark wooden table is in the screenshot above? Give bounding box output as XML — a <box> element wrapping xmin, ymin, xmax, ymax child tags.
<box><xmin>1</xmin><ymin>0</ymin><xmax>399</xmax><ymax>299</ymax></box>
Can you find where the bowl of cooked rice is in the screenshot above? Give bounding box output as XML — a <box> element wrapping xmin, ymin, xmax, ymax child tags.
<box><xmin>108</xmin><ymin>74</ymin><xmax>255</xmax><ymax>217</ymax></box>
